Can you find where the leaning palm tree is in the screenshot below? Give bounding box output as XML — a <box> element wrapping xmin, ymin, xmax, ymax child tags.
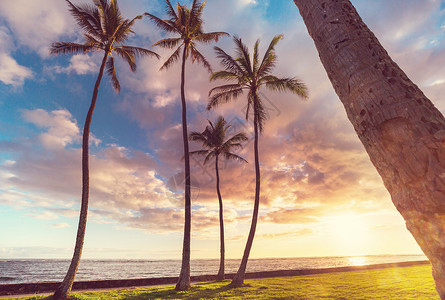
<box><xmin>293</xmin><ymin>0</ymin><xmax>445</xmax><ymax>297</ymax></box>
<box><xmin>208</xmin><ymin>35</ymin><xmax>308</xmax><ymax>286</ymax></box>
<box><xmin>50</xmin><ymin>0</ymin><xmax>159</xmax><ymax>298</ymax></box>
<box><xmin>189</xmin><ymin>116</ymin><xmax>248</xmax><ymax>280</ymax></box>
<box><xmin>145</xmin><ymin>0</ymin><xmax>228</xmax><ymax>290</ymax></box>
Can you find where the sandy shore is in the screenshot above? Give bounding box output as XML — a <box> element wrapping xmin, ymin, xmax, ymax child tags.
<box><xmin>0</xmin><ymin>260</ymin><xmax>430</xmax><ymax>297</ymax></box>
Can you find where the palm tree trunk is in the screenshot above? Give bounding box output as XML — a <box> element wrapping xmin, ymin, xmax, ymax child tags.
<box><xmin>215</xmin><ymin>155</ymin><xmax>225</xmax><ymax>280</ymax></box>
<box><xmin>175</xmin><ymin>45</ymin><xmax>192</xmax><ymax>291</ymax></box>
<box><xmin>293</xmin><ymin>0</ymin><xmax>445</xmax><ymax>297</ymax></box>
<box><xmin>231</xmin><ymin>97</ymin><xmax>261</xmax><ymax>286</ymax></box>
<box><xmin>53</xmin><ymin>51</ymin><xmax>109</xmax><ymax>300</ymax></box>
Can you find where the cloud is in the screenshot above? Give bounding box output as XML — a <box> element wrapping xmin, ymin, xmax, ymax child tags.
<box><xmin>23</xmin><ymin>109</ymin><xmax>82</xmax><ymax>149</ymax></box>
<box><xmin>0</xmin><ymin>26</ymin><xmax>33</xmax><ymax>87</ymax></box>
<box><xmin>0</xmin><ymin>53</ymin><xmax>33</xmax><ymax>87</ymax></box>
<box><xmin>0</xmin><ymin>108</ymin><xmax>199</xmax><ymax>234</ymax></box>
<box><xmin>112</xmin><ymin>0</ymin><xmax>415</xmax><ymax>236</ymax></box>
<box><xmin>2</xmin><ymin>0</ymin><xmax>443</xmax><ymax>248</ymax></box>
<box><xmin>263</xmin><ymin>208</ymin><xmax>319</xmax><ymax>224</ymax></box>
<box><xmin>0</xmin><ymin>0</ymin><xmax>74</xmax><ymax>56</ymax></box>
<box><xmin>50</xmin><ymin>54</ymin><xmax>99</xmax><ymax>75</ymax></box>
<box><xmin>53</xmin><ymin>222</ymin><xmax>69</xmax><ymax>228</ymax></box>
<box><xmin>258</xmin><ymin>229</ymin><xmax>313</xmax><ymax>239</ymax></box>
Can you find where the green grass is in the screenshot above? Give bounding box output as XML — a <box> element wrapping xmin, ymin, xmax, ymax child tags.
<box><xmin>8</xmin><ymin>265</ymin><xmax>439</xmax><ymax>299</ymax></box>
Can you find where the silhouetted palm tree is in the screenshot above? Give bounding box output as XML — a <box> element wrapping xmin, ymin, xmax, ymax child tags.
<box><xmin>145</xmin><ymin>0</ymin><xmax>228</xmax><ymax>290</ymax></box>
<box><xmin>189</xmin><ymin>116</ymin><xmax>248</xmax><ymax>280</ymax></box>
<box><xmin>50</xmin><ymin>0</ymin><xmax>159</xmax><ymax>298</ymax></box>
<box><xmin>207</xmin><ymin>35</ymin><xmax>308</xmax><ymax>286</ymax></box>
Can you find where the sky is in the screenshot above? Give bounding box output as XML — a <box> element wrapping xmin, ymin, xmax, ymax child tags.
<box><xmin>0</xmin><ymin>0</ymin><xmax>444</xmax><ymax>260</ymax></box>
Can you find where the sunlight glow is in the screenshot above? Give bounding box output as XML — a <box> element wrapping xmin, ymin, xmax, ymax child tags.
<box><xmin>347</xmin><ymin>256</ymin><xmax>368</xmax><ymax>266</ymax></box>
<box><xmin>325</xmin><ymin>213</ymin><xmax>371</xmax><ymax>255</ymax></box>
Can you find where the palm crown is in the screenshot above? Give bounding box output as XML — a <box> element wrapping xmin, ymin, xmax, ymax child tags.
<box><xmin>145</xmin><ymin>0</ymin><xmax>228</xmax><ymax>71</ymax></box>
<box><xmin>50</xmin><ymin>0</ymin><xmax>159</xmax><ymax>92</ymax></box>
<box><xmin>208</xmin><ymin>35</ymin><xmax>308</xmax><ymax>132</ymax></box>
<box><xmin>189</xmin><ymin>116</ymin><xmax>248</xmax><ymax>164</ymax></box>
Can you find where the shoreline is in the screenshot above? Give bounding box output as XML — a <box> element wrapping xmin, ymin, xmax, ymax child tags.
<box><xmin>0</xmin><ymin>260</ymin><xmax>430</xmax><ymax>296</ymax></box>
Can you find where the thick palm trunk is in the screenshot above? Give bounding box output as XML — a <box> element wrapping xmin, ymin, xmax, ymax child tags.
<box><xmin>293</xmin><ymin>0</ymin><xmax>445</xmax><ymax>297</ymax></box>
<box><xmin>215</xmin><ymin>156</ymin><xmax>225</xmax><ymax>280</ymax></box>
<box><xmin>231</xmin><ymin>100</ymin><xmax>261</xmax><ymax>286</ymax></box>
<box><xmin>176</xmin><ymin>45</ymin><xmax>192</xmax><ymax>291</ymax></box>
<box><xmin>53</xmin><ymin>51</ymin><xmax>109</xmax><ymax>300</ymax></box>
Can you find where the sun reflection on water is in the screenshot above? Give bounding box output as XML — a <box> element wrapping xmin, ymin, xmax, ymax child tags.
<box><xmin>347</xmin><ymin>256</ymin><xmax>369</xmax><ymax>266</ymax></box>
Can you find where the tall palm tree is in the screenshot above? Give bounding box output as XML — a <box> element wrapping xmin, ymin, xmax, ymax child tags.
<box><xmin>293</xmin><ymin>0</ymin><xmax>445</xmax><ymax>297</ymax></box>
<box><xmin>145</xmin><ymin>0</ymin><xmax>228</xmax><ymax>291</ymax></box>
<box><xmin>50</xmin><ymin>0</ymin><xmax>159</xmax><ymax>298</ymax></box>
<box><xmin>189</xmin><ymin>116</ymin><xmax>248</xmax><ymax>280</ymax></box>
<box><xmin>208</xmin><ymin>35</ymin><xmax>308</xmax><ymax>285</ymax></box>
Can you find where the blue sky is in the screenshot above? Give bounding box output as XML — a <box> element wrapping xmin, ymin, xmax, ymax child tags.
<box><xmin>1</xmin><ymin>0</ymin><xmax>444</xmax><ymax>260</ymax></box>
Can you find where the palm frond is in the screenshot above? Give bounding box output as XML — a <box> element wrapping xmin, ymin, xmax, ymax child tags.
<box><xmin>112</xmin><ymin>15</ymin><xmax>142</xmax><ymax>45</ymax></box>
<box><xmin>189</xmin><ymin>149</ymin><xmax>211</xmax><ymax>157</ymax></box>
<box><xmin>189</xmin><ymin>132</ymin><xmax>210</xmax><ymax>147</ymax></box>
<box><xmin>210</xmin><ymin>70</ymin><xmax>241</xmax><ymax>82</ymax></box>
<box><xmin>164</xmin><ymin>0</ymin><xmax>178</xmax><ymax>19</ymax></box>
<box><xmin>208</xmin><ymin>84</ymin><xmax>243</xmax><ymax>97</ymax></box>
<box><xmin>49</xmin><ymin>42</ymin><xmax>96</xmax><ymax>55</ymax></box>
<box><xmin>117</xmin><ymin>46</ymin><xmax>160</xmax><ymax>59</ymax></box>
<box><xmin>224</xmin><ymin>132</ymin><xmax>249</xmax><ymax>145</ymax></box>
<box><xmin>176</xmin><ymin>3</ymin><xmax>187</xmax><ymax>27</ymax></box>
<box><xmin>94</xmin><ymin>0</ymin><xmax>108</xmax><ymax>36</ymax></box>
<box><xmin>190</xmin><ymin>45</ymin><xmax>212</xmax><ymax>72</ymax></box>
<box><xmin>187</xmin><ymin>0</ymin><xmax>206</xmax><ymax>31</ymax></box>
<box><xmin>159</xmin><ymin>45</ymin><xmax>182</xmax><ymax>71</ymax></box>
<box><xmin>223</xmin><ymin>152</ymin><xmax>248</xmax><ymax>163</ymax></box>
<box><xmin>189</xmin><ymin>0</ymin><xmax>203</xmax><ymax>27</ymax></box>
<box><xmin>262</xmin><ymin>76</ymin><xmax>308</xmax><ymax>98</ymax></box>
<box><xmin>203</xmin><ymin>151</ymin><xmax>217</xmax><ymax>165</ymax></box>
<box><xmin>213</xmin><ymin>46</ymin><xmax>244</xmax><ymax>76</ymax></box>
<box><xmin>112</xmin><ymin>47</ymin><xmax>136</xmax><ymax>71</ymax></box>
<box><xmin>258</xmin><ymin>34</ymin><xmax>283</xmax><ymax>75</ymax></box>
<box><xmin>144</xmin><ymin>12</ymin><xmax>177</xmax><ymax>34</ymax></box>
<box><xmin>257</xmin><ymin>52</ymin><xmax>276</xmax><ymax>76</ymax></box>
<box><xmin>84</xmin><ymin>34</ymin><xmax>102</xmax><ymax>48</ymax></box>
<box><xmin>154</xmin><ymin>38</ymin><xmax>182</xmax><ymax>49</ymax></box>
<box><xmin>207</xmin><ymin>86</ymin><xmax>244</xmax><ymax>110</ymax></box>
<box><xmin>253</xmin><ymin>39</ymin><xmax>260</xmax><ymax>74</ymax></box>
<box><xmin>233</xmin><ymin>36</ymin><xmax>253</xmax><ymax>78</ymax></box>
<box><xmin>104</xmin><ymin>0</ymin><xmax>123</xmax><ymax>38</ymax></box>
<box><xmin>65</xmin><ymin>0</ymin><xmax>102</xmax><ymax>39</ymax></box>
<box><xmin>194</xmin><ymin>0</ymin><xmax>207</xmax><ymax>19</ymax></box>
<box><xmin>194</xmin><ymin>32</ymin><xmax>228</xmax><ymax>44</ymax></box>
<box><xmin>106</xmin><ymin>55</ymin><xmax>121</xmax><ymax>92</ymax></box>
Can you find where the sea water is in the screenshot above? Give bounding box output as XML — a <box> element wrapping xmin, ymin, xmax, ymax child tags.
<box><xmin>0</xmin><ymin>254</ymin><xmax>427</xmax><ymax>284</ymax></box>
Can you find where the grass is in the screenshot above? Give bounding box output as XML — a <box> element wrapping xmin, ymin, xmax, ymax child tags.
<box><xmin>8</xmin><ymin>265</ymin><xmax>439</xmax><ymax>299</ymax></box>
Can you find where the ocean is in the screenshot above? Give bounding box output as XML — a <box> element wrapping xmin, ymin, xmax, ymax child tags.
<box><xmin>0</xmin><ymin>254</ymin><xmax>427</xmax><ymax>285</ymax></box>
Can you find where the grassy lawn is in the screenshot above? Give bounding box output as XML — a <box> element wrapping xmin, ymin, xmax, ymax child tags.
<box><xmin>8</xmin><ymin>264</ymin><xmax>439</xmax><ymax>299</ymax></box>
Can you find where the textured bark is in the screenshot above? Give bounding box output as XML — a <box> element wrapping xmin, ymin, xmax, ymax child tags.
<box><xmin>231</xmin><ymin>95</ymin><xmax>262</xmax><ymax>286</ymax></box>
<box><xmin>215</xmin><ymin>156</ymin><xmax>225</xmax><ymax>280</ymax></box>
<box><xmin>53</xmin><ymin>51</ymin><xmax>109</xmax><ymax>300</ymax></box>
<box><xmin>175</xmin><ymin>45</ymin><xmax>192</xmax><ymax>291</ymax></box>
<box><xmin>293</xmin><ymin>0</ymin><xmax>445</xmax><ymax>297</ymax></box>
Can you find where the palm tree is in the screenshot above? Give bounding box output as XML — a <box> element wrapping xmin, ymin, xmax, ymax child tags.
<box><xmin>207</xmin><ymin>35</ymin><xmax>308</xmax><ymax>285</ymax></box>
<box><xmin>293</xmin><ymin>0</ymin><xmax>445</xmax><ymax>297</ymax></box>
<box><xmin>50</xmin><ymin>0</ymin><xmax>159</xmax><ymax>298</ymax></box>
<box><xmin>145</xmin><ymin>0</ymin><xmax>228</xmax><ymax>291</ymax></box>
<box><xmin>189</xmin><ymin>116</ymin><xmax>248</xmax><ymax>280</ymax></box>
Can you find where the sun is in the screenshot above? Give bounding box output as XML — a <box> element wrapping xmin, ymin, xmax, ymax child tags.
<box><xmin>324</xmin><ymin>212</ymin><xmax>371</xmax><ymax>255</ymax></box>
